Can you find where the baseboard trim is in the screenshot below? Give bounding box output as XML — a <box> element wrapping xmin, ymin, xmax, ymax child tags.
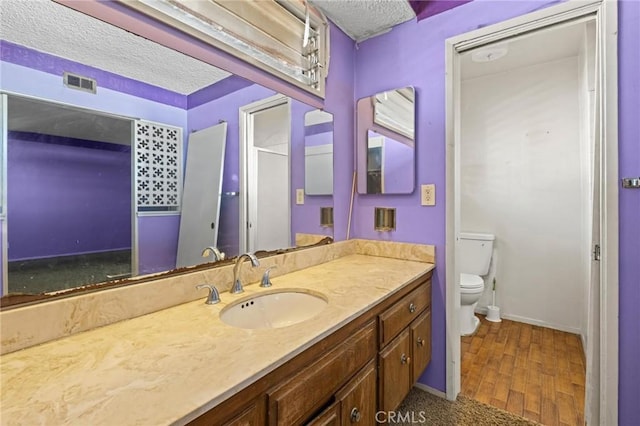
<box><xmin>490</xmin><ymin>312</ymin><xmax>582</xmax><ymax>335</ymax></box>
<box><xmin>413</xmin><ymin>382</ymin><xmax>447</xmax><ymax>399</ymax></box>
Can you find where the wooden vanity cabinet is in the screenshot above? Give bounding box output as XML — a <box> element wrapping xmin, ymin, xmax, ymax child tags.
<box><xmin>335</xmin><ymin>360</ymin><xmax>377</xmax><ymax>425</ymax></box>
<box><xmin>378</xmin><ymin>282</ymin><xmax>432</xmax><ymax>413</ymax></box>
<box><xmin>307</xmin><ymin>403</ymin><xmax>340</xmax><ymax>426</ymax></box>
<box><xmin>308</xmin><ymin>360</ymin><xmax>377</xmax><ymax>426</ymax></box>
<box><xmin>187</xmin><ymin>272</ymin><xmax>433</xmax><ymax>426</ymax></box>
<box><xmin>411</xmin><ymin>310</ymin><xmax>432</xmax><ymax>383</ymax></box>
<box><xmin>267</xmin><ymin>321</ymin><xmax>376</xmax><ymax>425</ymax></box>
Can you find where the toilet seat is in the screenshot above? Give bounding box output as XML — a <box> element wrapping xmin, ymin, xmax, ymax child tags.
<box><xmin>460</xmin><ymin>273</ymin><xmax>484</xmax><ymax>290</ymax></box>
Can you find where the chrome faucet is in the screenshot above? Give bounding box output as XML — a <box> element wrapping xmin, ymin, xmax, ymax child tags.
<box><xmin>231</xmin><ymin>252</ymin><xmax>260</xmax><ymax>294</ymax></box>
<box><xmin>202</xmin><ymin>246</ymin><xmax>225</xmax><ymax>261</ymax></box>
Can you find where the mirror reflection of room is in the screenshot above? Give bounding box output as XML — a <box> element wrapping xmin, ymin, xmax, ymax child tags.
<box><xmin>357</xmin><ymin>86</ymin><xmax>416</xmax><ymax>195</ymax></box>
<box><xmin>304</xmin><ymin>109</ymin><xmax>334</xmax><ymax>196</ymax></box>
<box><xmin>0</xmin><ymin>0</ymin><xmax>333</xmax><ymax>299</ymax></box>
<box><xmin>6</xmin><ymin>97</ymin><xmax>133</xmax><ymax>294</ymax></box>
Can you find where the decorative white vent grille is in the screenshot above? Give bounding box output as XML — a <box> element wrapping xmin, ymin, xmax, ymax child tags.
<box><xmin>134</xmin><ymin>120</ymin><xmax>182</xmax><ymax>210</ymax></box>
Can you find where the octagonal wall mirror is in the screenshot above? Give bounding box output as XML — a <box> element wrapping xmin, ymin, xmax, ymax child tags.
<box><xmin>356</xmin><ymin>86</ymin><xmax>415</xmax><ymax>194</ymax></box>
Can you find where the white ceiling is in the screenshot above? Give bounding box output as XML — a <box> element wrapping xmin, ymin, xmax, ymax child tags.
<box><xmin>0</xmin><ymin>0</ymin><xmax>230</xmax><ymax>94</ymax></box>
<box><xmin>311</xmin><ymin>0</ymin><xmax>416</xmax><ymax>42</ymax></box>
<box><xmin>461</xmin><ymin>21</ymin><xmax>588</xmax><ymax>80</ymax></box>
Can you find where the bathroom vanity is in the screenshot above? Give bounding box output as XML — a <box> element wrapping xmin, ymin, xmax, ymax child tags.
<box><xmin>0</xmin><ymin>240</ymin><xmax>435</xmax><ymax>425</ymax></box>
<box><xmin>194</xmin><ymin>271</ymin><xmax>432</xmax><ymax>425</ymax></box>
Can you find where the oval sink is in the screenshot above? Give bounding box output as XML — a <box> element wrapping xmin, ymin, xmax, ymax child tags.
<box><xmin>220</xmin><ymin>289</ymin><xmax>328</xmax><ymax>329</ymax></box>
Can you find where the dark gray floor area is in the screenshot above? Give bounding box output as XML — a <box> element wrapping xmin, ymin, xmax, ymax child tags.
<box><xmin>8</xmin><ymin>250</ymin><xmax>131</xmax><ymax>294</ymax></box>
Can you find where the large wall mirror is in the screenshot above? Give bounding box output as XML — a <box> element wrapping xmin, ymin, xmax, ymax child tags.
<box><xmin>356</xmin><ymin>87</ymin><xmax>416</xmax><ymax>194</ymax></box>
<box><xmin>0</xmin><ymin>0</ymin><xmax>333</xmax><ymax>304</ymax></box>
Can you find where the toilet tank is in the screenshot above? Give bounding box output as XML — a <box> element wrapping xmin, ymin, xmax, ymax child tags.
<box><xmin>459</xmin><ymin>232</ymin><xmax>495</xmax><ymax>275</ymax></box>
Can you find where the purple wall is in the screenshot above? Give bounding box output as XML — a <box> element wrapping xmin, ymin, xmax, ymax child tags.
<box><xmin>324</xmin><ymin>25</ymin><xmax>356</xmax><ymax>242</ymax></box>
<box><xmin>137</xmin><ymin>215</ymin><xmax>180</xmax><ymax>275</ymax></box>
<box><xmin>381</xmin><ymin>133</ymin><xmax>415</xmax><ymax>194</ymax></box>
<box><xmin>355</xmin><ymin>0</ymin><xmax>640</xmax><ymax>419</ymax></box>
<box><xmin>0</xmin><ymin>40</ymin><xmax>186</xmax><ymax>108</ymax></box>
<box><xmin>618</xmin><ymin>1</ymin><xmax>640</xmax><ymax>422</ymax></box>
<box><xmin>187</xmin><ymin>83</ymin><xmax>276</xmax><ymax>257</ymax></box>
<box><xmin>304</xmin><ymin>130</ymin><xmax>333</xmax><ymax>147</ymax></box>
<box><xmin>7</xmin><ymin>132</ymin><xmax>131</xmax><ymax>261</ymax></box>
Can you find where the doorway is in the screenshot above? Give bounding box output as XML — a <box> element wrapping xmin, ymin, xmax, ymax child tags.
<box><xmin>445</xmin><ymin>1</ymin><xmax>618</xmax><ymax>424</ymax></box>
<box><xmin>239</xmin><ymin>95</ymin><xmax>291</xmax><ymax>254</ymax></box>
<box><xmin>1</xmin><ymin>94</ymin><xmax>134</xmax><ymax>294</ymax></box>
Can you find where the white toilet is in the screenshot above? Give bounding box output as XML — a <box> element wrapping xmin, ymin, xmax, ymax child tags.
<box><xmin>459</xmin><ymin>232</ymin><xmax>495</xmax><ymax>336</ymax></box>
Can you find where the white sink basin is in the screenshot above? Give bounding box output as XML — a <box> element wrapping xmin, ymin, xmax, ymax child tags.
<box><xmin>220</xmin><ymin>289</ymin><xmax>328</xmax><ymax>329</ymax></box>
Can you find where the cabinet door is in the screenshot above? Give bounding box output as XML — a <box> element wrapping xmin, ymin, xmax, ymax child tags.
<box><xmin>378</xmin><ymin>329</ymin><xmax>412</xmax><ymax>412</ymax></box>
<box><xmin>307</xmin><ymin>403</ymin><xmax>340</xmax><ymax>426</ymax></box>
<box><xmin>411</xmin><ymin>310</ymin><xmax>432</xmax><ymax>383</ymax></box>
<box><xmin>336</xmin><ymin>360</ymin><xmax>376</xmax><ymax>425</ymax></box>
<box><xmin>226</xmin><ymin>402</ymin><xmax>263</xmax><ymax>426</ymax></box>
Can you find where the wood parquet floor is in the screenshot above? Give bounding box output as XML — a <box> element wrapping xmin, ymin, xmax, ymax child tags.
<box><xmin>461</xmin><ymin>315</ymin><xmax>586</xmax><ymax>426</ymax></box>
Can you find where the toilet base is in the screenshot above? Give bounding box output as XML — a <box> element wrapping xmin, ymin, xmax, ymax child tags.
<box><xmin>460</xmin><ymin>311</ymin><xmax>481</xmax><ymax>336</ymax></box>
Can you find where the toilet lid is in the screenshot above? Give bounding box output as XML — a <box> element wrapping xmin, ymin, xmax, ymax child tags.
<box><xmin>460</xmin><ymin>273</ymin><xmax>484</xmax><ymax>289</ymax></box>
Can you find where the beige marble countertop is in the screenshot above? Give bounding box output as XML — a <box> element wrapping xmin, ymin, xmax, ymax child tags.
<box><xmin>0</xmin><ymin>254</ymin><xmax>434</xmax><ymax>425</ymax></box>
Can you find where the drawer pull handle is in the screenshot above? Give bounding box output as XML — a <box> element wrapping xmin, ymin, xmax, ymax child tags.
<box><xmin>350</xmin><ymin>407</ymin><xmax>361</xmax><ymax>423</ymax></box>
<box><xmin>401</xmin><ymin>353</ymin><xmax>410</xmax><ymax>365</ymax></box>
<box><xmin>417</xmin><ymin>337</ymin><xmax>425</xmax><ymax>347</ymax></box>
<box><xmin>409</xmin><ymin>303</ymin><xmax>416</xmax><ymax>313</ymax></box>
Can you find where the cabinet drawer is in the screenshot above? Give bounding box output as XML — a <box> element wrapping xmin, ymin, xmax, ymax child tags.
<box><xmin>411</xmin><ymin>310</ymin><xmax>432</xmax><ymax>383</ymax></box>
<box><xmin>268</xmin><ymin>321</ymin><xmax>377</xmax><ymax>426</ymax></box>
<box><xmin>379</xmin><ymin>281</ymin><xmax>430</xmax><ymax>346</ymax></box>
<box><xmin>378</xmin><ymin>329</ymin><xmax>412</xmax><ymax>412</ymax></box>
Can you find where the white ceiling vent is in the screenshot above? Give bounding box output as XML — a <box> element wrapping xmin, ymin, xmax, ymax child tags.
<box><xmin>63</xmin><ymin>72</ymin><xmax>97</xmax><ymax>94</ymax></box>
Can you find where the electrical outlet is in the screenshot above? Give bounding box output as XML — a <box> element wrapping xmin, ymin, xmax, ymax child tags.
<box><xmin>421</xmin><ymin>184</ymin><xmax>435</xmax><ymax>206</ymax></box>
<box><xmin>296</xmin><ymin>189</ymin><xmax>304</xmax><ymax>205</ymax></box>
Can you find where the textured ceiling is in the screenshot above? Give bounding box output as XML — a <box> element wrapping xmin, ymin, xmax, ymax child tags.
<box><xmin>310</xmin><ymin>0</ymin><xmax>416</xmax><ymax>42</ymax></box>
<box><xmin>0</xmin><ymin>0</ymin><xmax>230</xmax><ymax>95</ymax></box>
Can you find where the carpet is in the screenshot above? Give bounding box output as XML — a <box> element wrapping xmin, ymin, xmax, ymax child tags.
<box><xmin>390</xmin><ymin>387</ymin><xmax>539</xmax><ymax>425</ymax></box>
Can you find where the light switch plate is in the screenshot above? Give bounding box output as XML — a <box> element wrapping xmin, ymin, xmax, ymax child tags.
<box><xmin>296</xmin><ymin>189</ymin><xmax>304</xmax><ymax>205</ymax></box>
<box><xmin>421</xmin><ymin>184</ymin><xmax>435</xmax><ymax>206</ymax></box>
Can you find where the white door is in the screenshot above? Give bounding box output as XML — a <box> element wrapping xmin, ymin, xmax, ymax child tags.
<box><xmin>176</xmin><ymin>122</ymin><xmax>227</xmax><ymax>267</ymax></box>
<box><xmin>240</xmin><ymin>96</ymin><xmax>290</xmax><ymax>254</ymax></box>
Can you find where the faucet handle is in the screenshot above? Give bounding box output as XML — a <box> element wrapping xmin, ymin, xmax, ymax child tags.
<box><xmin>196</xmin><ymin>284</ymin><xmax>221</xmax><ymax>305</ymax></box>
<box><xmin>260</xmin><ymin>266</ymin><xmax>278</xmax><ymax>288</ymax></box>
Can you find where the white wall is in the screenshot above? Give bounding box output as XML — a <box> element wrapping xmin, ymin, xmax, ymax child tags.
<box><xmin>460</xmin><ymin>56</ymin><xmax>589</xmax><ymax>334</ymax></box>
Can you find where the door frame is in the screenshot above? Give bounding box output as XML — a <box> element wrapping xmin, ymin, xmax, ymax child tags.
<box><xmin>238</xmin><ymin>94</ymin><xmax>290</xmax><ymax>254</ymax></box>
<box><xmin>1</xmin><ymin>94</ymin><xmax>8</xmax><ymax>295</ymax></box>
<box><xmin>444</xmin><ymin>0</ymin><xmax>618</xmax><ymax>423</ymax></box>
